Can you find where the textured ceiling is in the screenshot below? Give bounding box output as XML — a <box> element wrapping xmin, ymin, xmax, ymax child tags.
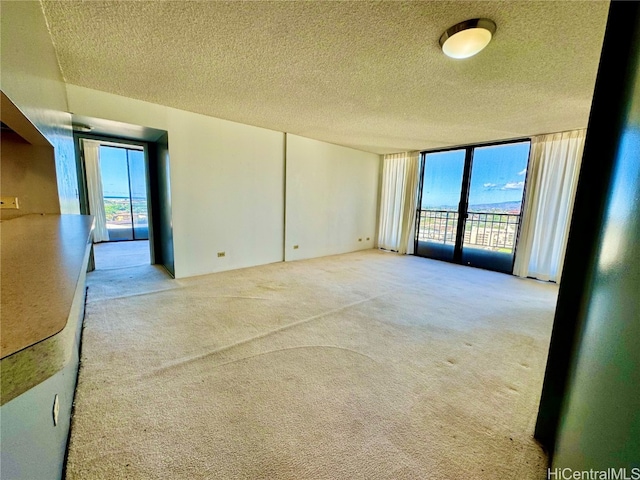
<box><xmin>41</xmin><ymin>1</ymin><xmax>609</xmax><ymax>154</ymax></box>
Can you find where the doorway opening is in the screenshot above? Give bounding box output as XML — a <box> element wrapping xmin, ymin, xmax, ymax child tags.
<box><xmin>414</xmin><ymin>140</ymin><xmax>531</xmax><ymax>274</ymax></box>
<box><xmin>73</xmin><ymin>117</ymin><xmax>174</xmax><ymax>277</ymax></box>
<box><xmin>78</xmin><ymin>136</ymin><xmax>152</xmax><ymax>270</ymax></box>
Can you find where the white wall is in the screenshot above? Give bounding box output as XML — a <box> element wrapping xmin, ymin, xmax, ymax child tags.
<box><xmin>285</xmin><ymin>134</ymin><xmax>380</xmax><ymax>261</ymax></box>
<box><xmin>67</xmin><ymin>86</ymin><xmax>382</xmax><ymax>278</ymax></box>
<box><xmin>167</xmin><ymin>110</ymin><xmax>284</xmax><ymax>278</ymax></box>
<box><xmin>0</xmin><ymin>1</ymin><xmax>79</xmax><ymax>215</ymax></box>
<box><xmin>67</xmin><ymin>85</ymin><xmax>285</xmax><ymax>278</ymax></box>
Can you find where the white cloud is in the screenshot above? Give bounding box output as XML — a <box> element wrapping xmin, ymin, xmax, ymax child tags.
<box><xmin>483</xmin><ymin>183</ymin><xmax>497</xmax><ymax>188</ymax></box>
<box><xmin>501</xmin><ymin>181</ymin><xmax>525</xmax><ymax>190</ymax></box>
<box><xmin>517</xmin><ymin>168</ymin><xmax>527</xmax><ymax>176</ymax></box>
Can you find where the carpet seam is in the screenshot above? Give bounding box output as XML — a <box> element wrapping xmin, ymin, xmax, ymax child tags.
<box><xmin>145</xmin><ymin>289</ymin><xmax>397</xmax><ymax>378</ymax></box>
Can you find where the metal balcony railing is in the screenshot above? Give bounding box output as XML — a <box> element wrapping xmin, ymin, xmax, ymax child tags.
<box><xmin>417</xmin><ymin>209</ymin><xmax>520</xmax><ymax>253</ymax></box>
<box><xmin>417</xmin><ymin>209</ymin><xmax>459</xmax><ymax>245</ymax></box>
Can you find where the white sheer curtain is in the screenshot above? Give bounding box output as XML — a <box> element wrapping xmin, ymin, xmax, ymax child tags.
<box><xmin>378</xmin><ymin>151</ymin><xmax>420</xmax><ymax>254</ymax></box>
<box><xmin>514</xmin><ymin>129</ymin><xmax>586</xmax><ymax>281</ymax></box>
<box><xmin>82</xmin><ymin>139</ymin><xmax>110</xmax><ymax>242</ymax></box>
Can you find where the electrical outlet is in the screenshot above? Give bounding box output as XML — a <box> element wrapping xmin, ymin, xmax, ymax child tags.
<box><xmin>52</xmin><ymin>394</ymin><xmax>59</xmax><ymax>426</ymax></box>
<box><xmin>0</xmin><ymin>196</ymin><xmax>19</xmax><ymax>209</ymax></box>
<box><xmin>366</xmin><ymin>237</ymin><xmax>370</xmax><ymax>241</ymax></box>
<box><xmin>293</xmin><ymin>245</ymin><xmax>299</xmax><ymax>249</ymax></box>
<box><xmin>217</xmin><ymin>252</ymin><xmax>225</xmax><ymax>257</ymax></box>
<box><xmin>358</xmin><ymin>238</ymin><xmax>362</xmax><ymax>242</ymax></box>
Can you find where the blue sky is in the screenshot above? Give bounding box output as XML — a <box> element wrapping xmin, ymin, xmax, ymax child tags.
<box><xmin>100</xmin><ymin>146</ymin><xmax>146</xmax><ymax>198</ymax></box>
<box><xmin>421</xmin><ymin>142</ymin><xmax>530</xmax><ymax>210</ymax></box>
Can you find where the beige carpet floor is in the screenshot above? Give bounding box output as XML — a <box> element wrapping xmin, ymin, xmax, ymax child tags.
<box><xmin>66</xmin><ymin>249</ymin><xmax>558</xmax><ymax>479</ymax></box>
<box><xmin>93</xmin><ymin>240</ymin><xmax>150</xmax><ymax>270</ymax></box>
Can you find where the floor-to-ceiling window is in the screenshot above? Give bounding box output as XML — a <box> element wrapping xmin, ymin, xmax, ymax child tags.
<box><xmin>415</xmin><ymin>149</ymin><xmax>467</xmax><ymax>263</ymax></box>
<box><xmin>99</xmin><ymin>145</ymin><xmax>149</xmax><ymax>241</ymax></box>
<box><xmin>415</xmin><ymin>140</ymin><xmax>531</xmax><ymax>274</ymax></box>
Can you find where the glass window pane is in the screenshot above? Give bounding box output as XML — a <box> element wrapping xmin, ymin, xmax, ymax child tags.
<box><xmin>464</xmin><ymin>142</ymin><xmax>530</xmax><ymax>254</ymax></box>
<box><xmin>418</xmin><ymin>150</ymin><xmax>465</xmax><ymax>246</ymax></box>
<box><xmin>127</xmin><ymin>150</ymin><xmax>149</xmax><ymax>240</ymax></box>
<box><xmin>100</xmin><ymin>146</ymin><xmax>133</xmax><ymax>241</ymax></box>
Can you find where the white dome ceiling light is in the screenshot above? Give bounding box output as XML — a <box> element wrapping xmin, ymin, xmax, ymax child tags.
<box><xmin>439</xmin><ymin>18</ymin><xmax>497</xmax><ymax>59</ymax></box>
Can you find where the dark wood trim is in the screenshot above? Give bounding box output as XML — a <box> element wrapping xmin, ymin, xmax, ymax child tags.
<box><xmin>419</xmin><ymin>136</ymin><xmax>532</xmax><ymax>156</ymax></box>
<box><xmin>452</xmin><ymin>147</ymin><xmax>473</xmax><ymax>263</ymax></box>
<box><xmin>414</xmin><ymin>153</ymin><xmax>426</xmax><ymax>254</ymax></box>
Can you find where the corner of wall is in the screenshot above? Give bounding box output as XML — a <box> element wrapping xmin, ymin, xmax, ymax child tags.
<box><xmin>1</xmin><ymin>0</ymin><xmax>79</xmax><ymax>215</ymax></box>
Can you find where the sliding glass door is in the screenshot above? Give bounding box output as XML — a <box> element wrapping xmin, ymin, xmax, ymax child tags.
<box><xmin>461</xmin><ymin>142</ymin><xmax>530</xmax><ymax>272</ymax></box>
<box><xmin>415</xmin><ymin>149</ymin><xmax>466</xmax><ymax>262</ymax></box>
<box><xmin>127</xmin><ymin>149</ymin><xmax>149</xmax><ymax>240</ymax></box>
<box><xmin>100</xmin><ymin>146</ymin><xmax>149</xmax><ymax>242</ymax></box>
<box><xmin>415</xmin><ymin>140</ymin><xmax>531</xmax><ymax>274</ymax></box>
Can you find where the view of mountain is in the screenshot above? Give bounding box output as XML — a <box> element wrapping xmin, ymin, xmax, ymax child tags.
<box><xmin>420</xmin><ymin>143</ymin><xmax>530</xmax><ymax>213</ymax></box>
<box><xmin>424</xmin><ymin>200</ymin><xmax>522</xmax><ymax>213</ymax></box>
<box><xmin>468</xmin><ymin>201</ymin><xmax>522</xmax><ymax>213</ymax></box>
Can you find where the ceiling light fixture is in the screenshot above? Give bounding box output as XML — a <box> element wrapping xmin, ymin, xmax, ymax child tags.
<box><xmin>439</xmin><ymin>18</ymin><xmax>497</xmax><ymax>59</ymax></box>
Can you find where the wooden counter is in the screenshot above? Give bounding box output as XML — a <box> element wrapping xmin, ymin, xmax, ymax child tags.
<box><xmin>0</xmin><ymin>213</ymin><xmax>93</xmax><ymax>404</ymax></box>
